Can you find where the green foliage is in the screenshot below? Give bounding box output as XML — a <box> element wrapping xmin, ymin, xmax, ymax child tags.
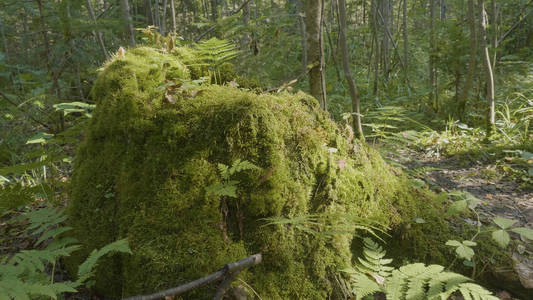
<box><xmin>262</xmin><ymin>214</ymin><xmax>386</xmax><ymax>240</ymax></box>
<box><xmin>490</xmin><ymin>216</ymin><xmax>533</xmax><ymax>248</ymax></box>
<box><xmin>205</xmin><ymin>159</ymin><xmax>260</xmax><ymax>198</ymax></box>
<box><xmin>343</xmin><ymin>239</ymin><xmax>499</xmax><ymax>300</ymax></box>
<box><xmin>0</xmin><ymin>207</ymin><xmax>131</xmax><ymax>300</ymax></box>
<box><xmin>445</xmin><ymin>240</ymin><xmax>477</xmax><ymax>261</ymax></box>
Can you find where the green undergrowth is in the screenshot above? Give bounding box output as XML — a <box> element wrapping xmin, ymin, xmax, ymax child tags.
<box><xmin>66</xmin><ymin>47</ymin><xmax>470</xmax><ymax>299</ymax></box>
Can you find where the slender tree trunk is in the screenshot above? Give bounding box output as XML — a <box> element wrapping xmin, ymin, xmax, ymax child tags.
<box><xmin>241</xmin><ymin>0</ymin><xmax>250</xmax><ymax>49</ymax></box>
<box><xmin>170</xmin><ymin>0</ymin><xmax>177</xmax><ymax>33</ymax></box>
<box><xmin>402</xmin><ymin>0</ymin><xmax>408</xmax><ymax>84</ymax></box>
<box><xmin>161</xmin><ymin>0</ymin><xmax>167</xmax><ymax>35</ymax></box>
<box><xmin>429</xmin><ymin>0</ymin><xmax>437</xmax><ymax>110</ymax></box>
<box><xmin>479</xmin><ymin>0</ymin><xmax>495</xmax><ymax>134</ymax></box>
<box><xmin>120</xmin><ymin>0</ymin><xmax>136</xmax><ymax>46</ymax></box>
<box><xmin>324</xmin><ymin>21</ymin><xmax>342</xmax><ymax>82</ymax></box>
<box><xmin>85</xmin><ymin>0</ymin><xmax>109</xmax><ymax>59</ymax></box>
<box><xmin>211</xmin><ymin>0</ymin><xmax>218</xmax><ymax>21</ymax></box>
<box><xmin>145</xmin><ymin>0</ymin><xmax>154</xmax><ymax>25</ymax></box>
<box><xmin>296</xmin><ymin>0</ymin><xmax>308</xmax><ymax>74</ymax></box>
<box><xmin>363</xmin><ymin>0</ymin><xmax>367</xmax><ymax>24</ymax></box>
<box><xmin>440</xmin><ymin>0</ymin><xmax>447</xmax><ymax>20</ymax></box>
<box><xmin>338</xmin><ymin>0</ymin><xmax>363</xmax><ymax>139</ymax></box>
<box><xmin>491</xmin><ymin>0</ymin><xmax>497</xmax><ymax>70</ymax></box>
<box><xmin>458</xmin><ymin>0</ymin><xmax>476</xmax><ymax>117</ymax></box>
<box><xmin>371</xmin><ymin>0</ymin><xmax>380</xmax><ymax>95</ymax></box>
<box><xmin>154</xmin><ymin>0</ymin><xmax>161</xmax><ymax>30</ymax></box>
<box><xmin>35</xmin><ymin>0</ymin><xmax>51</xmax><ymax>71</ymax></box>
<box><xmin>379</xmin><ymin>0</ymin><xmax>390</xmax><ymax>77</ymax></box>
<box><xmin>303</xmin><ymin>0</ymin><xmax>327</xmax><ymax>110</ymax></box>
<box><xmin>0</xmin><ymin>16</ymin><xmax>9</xmax><ymax>63</ymax></box>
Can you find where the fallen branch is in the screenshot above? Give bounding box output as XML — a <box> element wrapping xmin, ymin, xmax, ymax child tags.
<box><xmin>122</xmin><ymin>253</ymin><xmax>262</xmax><ymax>300</ymax></box>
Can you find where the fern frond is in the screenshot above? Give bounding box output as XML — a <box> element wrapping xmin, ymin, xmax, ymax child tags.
<box><xmin>228</xmin><ymin>159</ymin><xmax>260</xmax><ymax>175</ymax></box>
<box><xmin>357</xmin><ymin>238</ymin><xmax>393</xmax><ymax>277</ymax></box>
<box><xmin>348</xmin><ymin>238</ymin><xmax>498</xmax><ymax>300</ymax></box>
<box><xmin>76</xmin><ymin>239</ymin><xmax>132</xmax><ymax>286</ymax></box>
<box><xmin>194</xmin><ymin>38</ymin><xmax>239</xmax><ymax>67</ymax></box>
<box><xmin>351</xmin><ymin>273</ymin><xmax>381</xmax><ymax>300</ymax></box>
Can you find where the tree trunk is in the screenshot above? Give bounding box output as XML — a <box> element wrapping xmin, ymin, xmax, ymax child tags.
<box><xmin>161</xmin><ymin>0</ymin><xmax>168</xmax><ymax>35</ymax></box>
<box><xmin>120</xmin><ymin>0</ymin><xmax>136</xmax><ymax>46</ymax></box>
<box><xmin>371</xmin><ymin>0</ymin><xmax>380</xmax><ymax>95</ymax></box>
<box><xmin>379</xmin><ymin>0</ymin><xmax>390</xmax><ymax>77</ymax></box>
<box><xmin>85</xmin><ymin>0</ymin><xmax>109</xmax><ymax>59</ymax></box>
<box><xmin>458</xmin><ymin>0</ymin><xmax>476</xmax><ymax>117</ymax></box>
<box><xmin>338</xmin><ymin>0</ymin><xmax>363</xmax><ymax>139</ymax></box>
<box><xmin>154</xmin><ymin>0</ymin><xmax>161</xmax><ymax>30</ymax></box>
<box><xmin>170</xmin><ymin>0</ymin><xmax>177</xmax><ymax>33</ymax></box>
<box><xmin>0</xmin><ymin>16</ymin><xmax>9</xmax><ymax>63</ymax></box>
<box><xmin>296</xmin><ymin>0</ymin><xmax>308</xmax><ymax>74</ymax></box>
<box><xmin>241</xmin><ymin>0</ymin><xmax>250</xmax><ymax>49</ymax></box>
<box><xmin>440</xmin><ymin>0</ymin><xmax>447</xmax><ymax>20</ymax></box>
<box><xmin>402</xmin><ymin>0</ymin><xmax>408</xmax><ymax>84</ymax></box>
<box><xmin>303</xmin><ymin>0</ymin><xmax>327</xmax><ymax>110</ymax></box>
<box><xmin>145</xmin><ymin>0</ymin><xmax>154</xmax><ymax>25</ymax></box>
<box><xmin>429</xmin><ymin>0</ymin><xmax>437</xmax><ymax>110</ymax></box>
<box><xmin>211</xmin><ymin>0</ymin><xmax>218</xmax><ymax>21</ymax></box>
<box><xmin>479</xmin><ymin>0</ymin><xmax>495</xmax><ymax>134</ymax></box>
<box><xmin>35</xmin><ymin>0</ymin><xmax>51</xmax><ymax>71</ymax></box>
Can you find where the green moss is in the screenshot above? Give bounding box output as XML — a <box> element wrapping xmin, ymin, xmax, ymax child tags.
<box><xmin>67</xmin><ymin>46</ymin><xmax>454</xmax><ymax>298</ymax></box>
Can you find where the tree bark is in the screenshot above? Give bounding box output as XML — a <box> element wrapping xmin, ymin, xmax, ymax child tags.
<box><xmin>303</xmin><ymin>0</ymin><xmax>327</xmax><ymax>110</ymax></box>
<box><xmin>458</xmin><ymin>0</ymin><xmax>476</xmax><ymax>117</ymax></box>
<box><xmin>402</xmin><ymin>0</ymin><xmax>408</xmax><ymax>84</ymax></box>
<box><xmin>161</xmin><ymin>0</ymin><xmax>168</xmax><ymax>35</ymax></box>
<box><xmin>296</xmin><ymin>0</ymin><xmax>308</xmax><ymax>75</ymax></box>
<box><xmin>429</xmin><ymin>0</ymin><xmax>437</xmax><ymax>110</ymax></box>
<box><xmin>170</xmin><ymin>0</ymin><xmax>177</xmax><ymax>33</ymax></box>
<box><xmin>338</xmin><ymin>0</ymin><xmax>363</xmax><ymax>139</ymax></box>
<box><xmin>479</xmin><ymin>0</ymin><xmax>495</xmax><ymax>134</ymax></box>
<box><xmin>145</xmin><ymin>0</ymin><xmax>154</xmax><ymax>25</ymax></box>
<box><xmin>120</xmin><ymin>0</ymin><xmax>136</xmax><ymax>46</ymax></box>
<box><xmin>440</xmin><ymin>0</ymin><xmax>447</xmax><ymax>20</ymax></box>
<box><xmin>154</xmin><ymin>0</ymin><xmax>161</xmax><ymax>30</ymax></box>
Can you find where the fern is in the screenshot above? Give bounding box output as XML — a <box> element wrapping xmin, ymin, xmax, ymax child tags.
<box><xmin>356</xmin><ymin>238</ymin><xmax>394</xmax><ymax>277</ymax></box>
<box><xmin>194</xmin><ymin>38</ymin><xmax>239</xmax><ymax>68</ymax></box>
<box><xmin>262</xmin><ymin>214</ymin><xmax>386</xmax><ymax>240</ymax></box>
<box><xmin>75</xmin><ymin>238</ymin><xmax>132</xmax><ymax>287</ymax></box>
<box><xmin>344</xmin><ymin>238</ymin><xmax>499</xmax><ymax>300</ymax></box>
<box><xmin>0</xmin><ymin>207</ymin><xmax>131</xmax><ymax>299</ymax></box>
<box><xmin>206</xmin><ymin>159</ymin><xmax>260</xmax><ymax>198</ymax></box>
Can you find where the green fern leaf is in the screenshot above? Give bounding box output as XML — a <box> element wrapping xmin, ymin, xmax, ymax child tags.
<box><xmin>76</xmin><ymin>239</ymin><xmax>131</xmax><ymax>286</ymax></box>
<box><xmin>351</xmin><ymin>273</ymin><xmax>381</xmax><ymax>300</ymax></box>
<box><xmin>228</xmin><ymin>159</ymin><xmax>260</xmax><ymax>175</ymax></box>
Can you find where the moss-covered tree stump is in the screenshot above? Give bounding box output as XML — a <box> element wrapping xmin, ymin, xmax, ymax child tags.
<box><xmin>67</xmin><ymin>47</ymin><xmax>450</xmax><ymax>299</ymax></box>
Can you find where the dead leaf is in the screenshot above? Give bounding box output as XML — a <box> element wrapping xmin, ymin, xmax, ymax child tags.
<box><xmin>337</xmin><ymin>159</ymin><xmax>347</xmax><ymax>170</ymax></box>
<box><xmin>164</xmin><ymin>91</ymin><xmax>176</xmax><ymax>104</ymax></box>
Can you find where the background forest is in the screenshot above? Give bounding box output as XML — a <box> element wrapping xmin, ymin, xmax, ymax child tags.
<box><xmin>0</xmin><ymin>0</ymin><xmax>532</xmax><ymax>299</ymax></box>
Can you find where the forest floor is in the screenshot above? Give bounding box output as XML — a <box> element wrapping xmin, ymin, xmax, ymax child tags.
<box><xmin>401</xmin><ymin>150</ymin><xmax>533</xmax><ymax>229</ymax></box>
<box><xmin>391</xmin><ymin>147</ymin><xmax>533</xmax><ymax>298</ymax></box>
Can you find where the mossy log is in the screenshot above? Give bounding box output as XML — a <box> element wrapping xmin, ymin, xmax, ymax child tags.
<box><xmin>67</xmin><ymin>47</ymin><xmax>457</xmax><ymax>299</ymax></box>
